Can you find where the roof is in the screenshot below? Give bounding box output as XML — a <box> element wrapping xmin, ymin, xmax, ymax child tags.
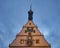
<box><xmin>9</xmin><ymin>20</ymin><xmax>50</xmax><ymax>47</ymax></box>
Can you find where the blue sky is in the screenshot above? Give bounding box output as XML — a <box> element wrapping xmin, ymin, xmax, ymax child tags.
<box><xmin>0</xmin><ymin>0</ymin><xmax>60</xmax><ymax>48</ymax></box>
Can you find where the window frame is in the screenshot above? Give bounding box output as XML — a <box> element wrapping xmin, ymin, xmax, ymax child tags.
<box><xmin>20</xmin><ymin>39</ymin><xmax>24</xmax><ymax>44</ymax></box>
<box><xmin>36</xmin><ymin>39</ymin><xmax>39</xmax><ymax>43</ymax></box>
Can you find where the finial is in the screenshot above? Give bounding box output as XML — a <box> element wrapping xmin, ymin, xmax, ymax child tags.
<box><xmin>28</xmin><ymin>0</ymin><xmax>33</xmax><ymax>20</ymax></box>
<box><xmin>30</xmin><ymin>0</ymin><xmax>32</xmax><ymax>10</ymax></box>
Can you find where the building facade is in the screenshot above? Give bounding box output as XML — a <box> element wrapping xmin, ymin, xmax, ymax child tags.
<box><xmin>9</xmin><ymin>7</ymin><xmax>51</xmax><ymax>48</ymax></box>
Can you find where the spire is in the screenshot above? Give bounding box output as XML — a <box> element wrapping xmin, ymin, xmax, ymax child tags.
<box><xmin>30</xmin><ymin>1</ymin><xmax>32</xmax><ymax>10</ymax></box>
<box><xmin>28</xmin><ymin>1</ymin><xmax>33</xmax><ymax>20</ymax></box>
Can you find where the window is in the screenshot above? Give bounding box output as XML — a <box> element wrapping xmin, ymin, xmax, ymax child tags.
<box><xmin>36</xmin><ymin>39</ymin><xmax>39</xmax><ymax>43</ymax></box>
<box><xmin>20</xmin><ymin>39</ymin><xmax>24</xmax><ymax>44</ymax></box>
<box><xmin>25</xmin><ymin>30</ymin><xmax>27</xmax><ymax>33</ymax></box>
<box><xmin>29</xmin><ymin>36</ymin><xmax>32</xmax><ymax>39</ymax></box>
<box><xmin>33</xmin><ymin>30</ymin><xmax>35</xmax><ymax>33</ymax></box>
<box><xmin>29</xmin><ymin>23</ymin><xmax>31</xmax><ymax>25</ymax></box>
<box><xmin>28</xmin><ymin>33</ymin><xmax>31</xmax><ymax>35</ymax></box>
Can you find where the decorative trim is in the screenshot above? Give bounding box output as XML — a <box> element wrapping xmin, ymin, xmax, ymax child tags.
<box><xmin>9</xmin><ymin>46</ymin><xmax>51</xmax><ymax>47</ymax></box>
<box><xmin>16</xmin><ymin>35</ymin><xmax>43</xmax><ymax>36</ymax></box>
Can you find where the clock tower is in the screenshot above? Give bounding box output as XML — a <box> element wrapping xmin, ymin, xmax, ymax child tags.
<box><xmin>9</xmin><ymin>6</ymin><xmax>51</xmax><ymax>48</ymax></box>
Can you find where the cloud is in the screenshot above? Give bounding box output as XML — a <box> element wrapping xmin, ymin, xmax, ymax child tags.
<box><xmin>0</xmin><ymin>0</ymin><xmax>60</xmax><ymax>48</ymax></box>
<box><xmin>0</xmin><ymin>22</ymin><xmax>16</xmax><ymax>48</ymax></box>
<box><xmin>45</xmin><ymin>26</ymin><xmax>60</xmax><ymax>48</ymax></box>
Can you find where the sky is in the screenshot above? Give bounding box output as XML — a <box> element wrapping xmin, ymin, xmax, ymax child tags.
<box><xmin>0</xmin><ymin>0</ymin><xmax>60</xmax><ymax>48</ymax></box>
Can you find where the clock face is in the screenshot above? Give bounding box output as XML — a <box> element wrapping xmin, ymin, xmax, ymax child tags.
<box><xmin>27</xmin><ymin>27</ymin><xmax>33</xmax><ymax>32</ymax></box>
<box><xmin>25</xmin><ymin>27</ymin><xmax>35</xmax><ymax>33</ymax></box>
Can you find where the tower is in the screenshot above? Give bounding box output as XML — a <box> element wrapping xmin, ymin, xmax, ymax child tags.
<box><xmin>9</xmin><ymin>6</ymin><xmax>51</xmax><ymax>48</ymax></box>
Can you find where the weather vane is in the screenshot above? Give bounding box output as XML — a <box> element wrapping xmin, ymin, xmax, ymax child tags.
<box><xmin>27</xmin><ymin>0</ymin><xmax>32</xmax><ymax>10</ymax></box>
<box><xmin>30</xmin><ymin>0</ymin><xmax>32</xmax><ymax>10</ymax></box>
